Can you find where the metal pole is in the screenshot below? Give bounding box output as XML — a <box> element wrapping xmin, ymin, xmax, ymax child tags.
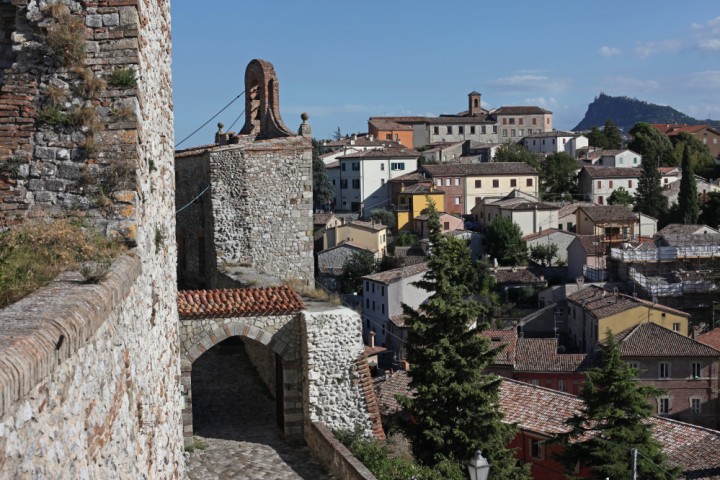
<box><xmin>632</xmin><ymin>448</ymin><xmax>638</xmax><ymax>480</ymax></box>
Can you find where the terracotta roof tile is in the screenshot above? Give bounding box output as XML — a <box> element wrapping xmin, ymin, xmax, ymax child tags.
<box><xmin>375</xmin><ymin>370</ymin><xmax>413</xmax><ymax>417</ymax></box>
<box><xmin>492</xmin><ymin>267</ymin><xmax>544</xmax><ymax>285</ymax></box>
<box><xmin>581</xmin><ymin>166</ymin><xmax>643</xmax><ymax>178</ymax></box>
<box><xmin>514</xmin><ymin>338</ymin><xmax>593</xmax><ymax>372</ymax></box>
<box><xmin>339</xmin><ymin>147</ymin><xmax>420</xmax><ymax>159</ymax></box>
<box><xmin>573</xmin><ymin>235</ymin><xmax>606</xmax><ymax>255</ymax></box>
<box><xmin>697</xmin><ymin>328</ymin><xmax>720</xmax><ymax>351</ymax></box>
<box><xmin>567</xmin><ymin>285</ymin><xmax>690</xmax><ymax>319</ymax></box>
<box><xmin>362</xmin><ymin>263</ymin><xmax>428</xmax><ymax>285</ymax></box>
<box><xmin>422</xmin><ymin>162</ymin><xmax>538</xmax><ymax>177</ymax></box>
<box><xmin>615</xmin><ymin>322</ymin><xmax>720</xmax><ymax>357</ymax></box>
<box><xmin>480</xmin><ymin>329</ymin><xmax>517</xmax><ymax>365</ymax></box>
<box><xmin>578</xmin><ymin>205</ymin><xmax>638</xmax><ymax>223</ymax></box>
<box><xmin>492</xmin><ymin>106</ymin><xmax>552</xmax><ymax>115</ymax></box>
<box><xmin>177</xmin><ymin>286</ymin><xmax>304</xmax><ymax>319</ymax></box>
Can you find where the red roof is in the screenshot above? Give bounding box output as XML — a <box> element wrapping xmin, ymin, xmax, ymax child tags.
<box><xmin>650</xmin><ymin>124</ymin><xmax>710</xmax><ymax>136</ymax></box>
<box><xmin>177</xmin><ymin>286</ymin><xmax>304</xmax><ymax>319</ymax></box>
<box><xmin>697</xmin><ymin>328</ymin><xmax>720</xmax><ymax>351</ymax></box>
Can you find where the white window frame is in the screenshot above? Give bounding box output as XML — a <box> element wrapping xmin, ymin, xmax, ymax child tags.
<box><xmin>658</xmin><ymin>397</ymin><xmax>670</xmax><ymax>415</ymax></box>
<box><xmin>690</xmin><ymin>397</ymin><xmax>702</xmax><ymax>414</ymax></box>
<box><xmin>659</xmin><ymin>362</ymin><xmax>671</xmax><ymax>380</ymax></box>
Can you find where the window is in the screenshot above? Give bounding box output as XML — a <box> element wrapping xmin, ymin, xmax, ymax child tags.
<box><xmin>659</xmin><ymin>362</ymin><xmax>671</xmax><ymax>379</ymax></box>
<box><xmin>598</xmin><ymin>196</ymin><xmax>604</xmax><ymax>205</ymax></box>
<box><xmin>529</xmin><ymin>438</ymin><xmax>544</xmax><ymax>461</ymax></box>
<box><xmin>385</xmin><ymin>133</ymin><xmax>392</xmax><ymax>140</ymax></box>
<box><xmin>502</xmin><ymin>118</ymin><xmax>507</xmax><ymax>125</ymax></box>
<box><xmin>492</xmin><ymin>179</ymin><xmax>499</xmax><ymax>188</ymax></box>
<box><xmin>381</xmin><ymin>286</ymin><xmax>384</xmax><ymax>297</ymax></box>
<box><xmin>692</xmin><ymin>362</ymin><xmax>701</xmax><ymax>378</ymax></box>
<box><xmin>691</xmin><ymin>398</ymin><xmax>702</xmax><ymax>414</ymax></box>
<box><xmin>481</xmin><ymin>126</ymin><xmax>486</xmax><ymax>134</ymax></box>
<box><xmin>492</xmin><ymin>126</ymin><xmax>497</xmax><ymax>134</ymax></box>
<box><xmin>509</xmin><ymin>118</ymin><xmax>515</xmax><ymax>125</ymax></box>
<box><xmin>454</xmin><ymin>196</ymin><xmax>460</xmax><ymax>205</ymax></box>
<box><xmin>532</xmin><ymin>118</ymin><xmax>537</xmax><ymax>125</ymax></box>
<box><xmin>519</xmin><ymin>129</ymin><xmax>524</xmax><ymax>137</ymax></box>
<box><xmin>458</xmin><ymin>126</ymin><xmax>464</xmax><ymax>134</ymax></box>
<box><xmin>672</xmin><ymin>322</ymin><xmax>680</xmax><ymax>332</ymax></box>
<box><xmin>597</xmin><ymin>180</ymin><xmax>602</xmax><ymax>189</ymax></box>
<box><xmin>519</xmin><ymin>118</ymin><xmax>524</xmax><ymax>125</ymax></box>
<box><xmin>391</xmin><ymin>162</ymin><xmax>405</xmax><ymax>171</ymax></box>
<box><xmin>526</xmin><ymin>178</ymin><xmax>533</xmax><ymax>187</ymax></box>
<box><xmin>628</xmin><ymin>362</ymin><xmax>639</xmax><ymax>375</ymax></box>
<box><xmin>558</xmin><ymin>379</ymin><xmax>567</xmax><ymax>392</ymax></box>
<box><xmin>352</xmin><ymin>179</ymin><xmax>360</xmax><ymax>189</ymax></box>
<box><xmin>546</xmin><ymin>118</ymin><xmax>550</xmax><ymax>124</ymax></box>
<box><xmin>436</xmin><ymin>179</ymin><xmax>442</xmax><ymax>187</ymax></box>
<box><xmin>380</xmin><ymin>163</ymin><xmax>385</xmax><ymax>171</ymax></box>
<box><xmin>634</xmin><ymin>157</ymin><xmax>638</xmax><ymax>164</ymax></box>
<box><xmin>475</xmin><ymin>180</ymin><xmax>482</xmax><ymax>188</ymax></box>
<box><xmin>503</xmin><ymin>129</ymin><xmax>508</xmax><ymax>137</ymax></box>
<box><xmin>433</xmin><ymin>126</ymin><xmax>439</xmax><ymax>135</ymax></box>
<box><xmin>510</xmin><ymin>179</ymin><xmax>517</xmax><ymax>187</ymax></box>
<box><xmin>372</xmin><ymin>300</ymin><xmax>375</xmax><ymax>311</ymax></box>
<box><xmin>552</xmin><ymin>138</ymin><xmax>555</xmax><ymax>144</ymax></box>
<box><xmin>352</xmin><ymin>162</ymin><xmax>360</xmax><ymax>171</ymax></box>
<box><xmin>619</xmin><ymin>157</ymin><xmax>624</xmax><ymax>164</ymax></box>
<box><xmin>340</xmin><ymin>179</ymin><xmax>348</xmax><ymax>188</ymax></box>
<box><xmin>628</xmin><ymin>180</ymin><xmax>632</xmax><ymax>188</ymax></box>
<box><xmin>382</xmin><ymin>323</ymin><xmax>386</xmax><ymax>335</ymax></box>
<box><xmin>365</xmin><ymin>298</ymin><xmax>370</xmax><ymax>308</ymax></box>
<box><xmin>342</xmin><ymin>163</ymin><xmax>346</xmax><ymax>171</ymax></box>
<box><xmin>372</xmin><ymin>283</ymin><xmax>375</xmax><ymax>293</ymax></box>
<box><xmin>470</xmin><ymin>126</ymin><xmax>476</xmax><ymax>134</ymax></box>
<box><xmin>454</xmin><ymin>178</ymin><xmax>460</xmax><ymax>186</ymax></box>
<box><xmin>609</xmin><ymin>180</ymin><xmax>613</xmax><ymax>188</ymax></box>
<box><xmin>658</xmin><ymin>397</ymin><xmax>670</xmax><ymax>415</ymax></box>
<box><xmin>475</xmin><ymin>197</ymin><xmax>482</xmax><ymax>205</ymax></box>
<box><xmin>443</xmin><ymin>178</ymin><xmax>449</xmax><ymax>186</ymax></box>
<box><xmin>447</xmin><ymin>126</ymin><xmax>453</xmax><ymax>134</ymax></box>
<box><xmin>511</xmin><ymin>129</ymin><xmax>516</xmax><ymax>137</ymax></box>
<box><xmin>444</xmin><ymin>221</ymin><xmax>450</xmax><ymax>230</ymax></box>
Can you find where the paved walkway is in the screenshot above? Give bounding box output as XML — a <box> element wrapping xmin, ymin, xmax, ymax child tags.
<box><xmin>185</xmin><ymin>338</ymin><xmax>333</xmax><ymax>480</ymax></box>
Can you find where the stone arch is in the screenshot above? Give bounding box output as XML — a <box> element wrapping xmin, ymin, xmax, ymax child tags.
<box><xmin>180</xmin><ymin>318</ymin><xmax>304</xmax><ymax>447</ymax></box>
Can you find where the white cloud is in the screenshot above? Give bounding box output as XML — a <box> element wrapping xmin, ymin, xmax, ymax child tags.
<box><xmin>486</xmin><ymin>74</ymin><xmax>569</xmax><ymax>93</ymax></box>
<box><xmin>601</xmin><ymin>76</ymin><xmax>661</xmax><ymax>92</ymax></box>
<box><xmin>524</xmin><ymin>96</ymin><xmax>558</xmax><ymax>109</ymax></box>
<box><xmin>685</xmin><ymin>70</ymin><xmax>720</xmax><ymax>90</ymax></box>
<box><xmin>691</xmin><ymin>16</ymin><xmax>720</xmax><ymax>54</ymax></box>
<box><xmin>634</xmin><ymin>39</ymin><xmax>682</xmax><ymax>58</ymax></box>
<box><xmin>598</xmin><ymin>46</ymin><xmax>622</xmax><ymax>57</ymax></box>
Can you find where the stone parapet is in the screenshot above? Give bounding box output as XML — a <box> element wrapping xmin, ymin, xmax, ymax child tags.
<box><xmin>305</xmin><ymin>421</ymin><xmax>377</xmax><ymax>480</ymax></box>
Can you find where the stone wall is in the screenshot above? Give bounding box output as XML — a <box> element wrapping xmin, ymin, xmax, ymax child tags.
<box><xmin>305</xmin><ymin>422</ymin><xmax>377</xmax><ymax>480</ymax></box>
<box><xmin>209</xmin><ymin>136</ymin><xmax>313</xmax><ymax>284</ymax></box>
<box><xmin>301</xmin><ymin>306</ymin><xmax>374</xmax><ymax>435</ymax></box>
<box><xmin>0</xmin><ymin>256</ymin><xmax>183</xmax><ymax>478</ymax></box>
<box><xmin>244</xmin><ymin>337</ymin><xmax>277</xmax><ymax>398</ymax></box>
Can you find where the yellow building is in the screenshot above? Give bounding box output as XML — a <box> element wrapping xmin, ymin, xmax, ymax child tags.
<box><xmin>329</xmin><ymin>220</ymin><xmax>388</xmax><ymax>258</ymax></box>
<box><xmin>566</xmin><ymin>285</ymin><xmax>690</xmax><ymax>353</ymax></box>
<box><xmin>395</xmin><ymin>185</ymin><xmax>445</xmax><ymax>232</ymax></box>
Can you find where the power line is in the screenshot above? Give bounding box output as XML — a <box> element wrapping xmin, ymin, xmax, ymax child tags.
<box><xmin>175</xmin><ymin>92</ymin><xmax>244</xmax><ymax>149</ymax></box>
<box><xmin>175</xmin><ymin>185</ymin><xmax>210</xmax><ymax>214</ymax></box>
<box><xmin>225</xmin><ymin>108</ymin><xmax>246</xmax><ymax>133</ymax></box>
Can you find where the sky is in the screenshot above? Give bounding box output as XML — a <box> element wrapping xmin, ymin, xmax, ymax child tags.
<box><xmin>170</xmin><ymin>1</ymin><xmax>720</xmax><ymax>147</ymax></box>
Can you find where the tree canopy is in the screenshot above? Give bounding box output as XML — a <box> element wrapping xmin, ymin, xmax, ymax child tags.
<box><xmin>554</xmin><ymin>331</ymin><xmax>681</xmax><ymax>480</ymax></box>
<box><xmin>699</xmin><ymin>191</ymin><xmax>720</xmax><ymax>229</ymax></box>
<box><xmin>340</xmin><ymin>250</ymin><xmax>377</xmax><ymax>294</ymax></box>
<box><xmin>370</xmin><ymin>208</ymin><xmax>396</xmax><ymax>229</ymax></box>
<box><xmin>628</xmin><ymin>122</ymin><xmax>674</xmax><ymax>166</ymax></box>
<box><xmin>529</xmin><ymin>243</ymin><xmax>559</xmax><ymax>267</ymax></box>
<box><xmin>677</xmin><ymin>142</ymin><xmax>700</xmax><ymax>224</ymax></box>
<box><xmin>485</xmin><ymin>216</ymin><xmax>528</xmax><ymax>266</ymax></box>
<box><xmin>634</xmin><ymin>154</ymin><xmax>668</xmax><ymax>219</ymax></box>
<box><xmin>399</xmin><ymin>200</ymin><xmax>529</xmax><ymax>479</ymax></box>
<box><xmin>541</xmin><ymin>152</ymin><xmax>578</xmax><ymax>201</ymax></box>
<box><xmin>671</xmin><ymin>131</ymin><xmax>716</xmax><ymax>179</ymax></box>
<box><xmin>585</xmin><ymin>120</ymin><xmax>622</xmax><ymax>149</ymax></box>
<box><xmin>493</xmin><ymin>143</ymin><xmax>541</xmax><ymax>170</ymax></box>
<box><xmin>607</xmin><ymin>186</ymin><xmax>634</xmax><ymax>207</ymax></box>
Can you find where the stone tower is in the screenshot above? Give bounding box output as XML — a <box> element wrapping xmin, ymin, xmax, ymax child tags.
<box><xmin>469</xmin><ymin>91</ymin><xmax>482</xmax><ymax>116</ymax></box>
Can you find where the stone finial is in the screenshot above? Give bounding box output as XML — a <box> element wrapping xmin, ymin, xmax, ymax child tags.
<box><xmin>217</xmin><ymin>122</ymin><xmax>224</xmax><ymax>134</ymax></box>
<box><xmin>215</xmin><ymin>122</ymin><xmax>229</xmax><ymax>144</ymax></box>
<box><xmin>239</xmin><ymin>59</ymin><xmax>294</xmax><ymax>139</ymax></box>
<box><xmin>298</xmin><ymin>112</ymin><xmax>312</xmax><ymax>138</ymax></box>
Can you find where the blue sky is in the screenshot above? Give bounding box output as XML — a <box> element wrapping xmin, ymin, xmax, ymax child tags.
<box><xmin>171</xmin><ymin>1</ymin><xmax>719</xmax><ymax>146</ymax></box>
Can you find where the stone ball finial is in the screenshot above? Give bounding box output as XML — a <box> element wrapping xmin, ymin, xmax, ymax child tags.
<box><xmin>217</xmin><ymin>122</ymin><xmax>224</xmax><ymax>130</ymax></box>
<box><xmin>301</xmin><ymin>112</ymin><xmax>309</xmax><ymax>124</ymax></box>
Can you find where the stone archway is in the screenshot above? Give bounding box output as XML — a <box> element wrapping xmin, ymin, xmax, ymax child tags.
<box><xmin>180</xmin><ymin>316</ymin><xmax>304</xmax><ymax>447</ymax></box>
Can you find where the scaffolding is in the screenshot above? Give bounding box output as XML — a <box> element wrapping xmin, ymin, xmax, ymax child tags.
<box><xmin>611</xmin><ymin>245</ymin><xmax>720</xmax><ymax>262</ymax></box>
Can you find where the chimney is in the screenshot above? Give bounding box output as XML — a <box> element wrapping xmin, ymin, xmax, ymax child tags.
<box><xmin>370</xmin><ymin>331</ymin><xmax>376</xmax><ymax>348</ymax></box>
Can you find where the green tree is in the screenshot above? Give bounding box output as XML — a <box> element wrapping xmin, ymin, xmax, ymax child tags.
<box><xmin>486</xmin><ymin>216</ymin><xmax>528</xmax><ymax>266</ymax></box>
<box><xmin>607</xmin><ymin>186</ymin><xmax>634</xmax><ymax>207</ymax></box>
<box><xmin>529</xmin><ymin>243</ymin><xmax>559</xmax><ymax>266</ymax></box>
<box><xmin>493</xmin><ymin>143</ymin><xmax>541</xmax><ymax>170</ymax></box>
<box><xmin>541</xmin><ymin>152</ymin><xmax>578</xmax><ymax>201</ymax></box>
<box><xmin>671</xmin><ymin>131</ymin><xmax>716</xmax><ymax>178</ymax></box>
<box><xmin>554</xmin><ymin>331</ymin><xmax>681</xmax><ymax>480</ymax></box>
<box><xmin>332</xmin><ymin>126</ymin><xmax>343</xmax><ymax>141</ymax></box>
<box><xmin>602</xmin><ymin>119</ymin><xmax>623</xmax><ymax>149</ymax></box>
<box><xmin>340</xmin><ymin>250</ymin><xmax>377</xmax><ymax>294</ymax></box>
<box><xmin>627</xmin><ymin>122</ymin><xmax>674</xmax><ymax>166</ymax></box>
<box><xmin>699</xmin><ymin>191</ymin><xmax>720</xmax><ymax>228</ymax></box>
<box><xmin>370</xmin><ymin>208</ymin><xmax>396</xmax><ymax>229</ymax></box>
<box><xmin>312</xmin><ymin>139</ymin><xmax>334</xmax><ymax>209</ymax></box>
<box><xmin>678</xmin><ymin>143</ymin><xmax>700</xmax><ymax>224</ymax></box>
<box><xmin>399</xmin><ymin>200</ymin><xmax>529</xmax><ymax>479</ymax></box>
<box><xmin>634</xmin><ymin>155</ymin><xmax>668</xmax><ymax>219</ymax></box>
<box><xmin>587</xmin><ymin>126</ymin><xmax>607</xmax><ymax>149</ymax></box>
<box><xmin>395</xmin><ymin>231</ymin><xmax>419</xmax><ymax>246</ymax></box>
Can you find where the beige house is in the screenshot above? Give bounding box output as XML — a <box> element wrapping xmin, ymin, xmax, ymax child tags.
<box><xmin>576</xmin><ymin>205</ymin><xmax>639</xmax><ymax>238</ymax></box>
<box><xmin>327</xmin><ymin>220</ymin><xmax>388</xmax><ymax>258</ymax></box>
<box><xmin>413</xmin><ymin>212</ymin><xmax>463</xmax><ymax>238</ymax></box>
<box><xmin>472</xmin><ymin>190</ymin><xmax>559</xmax><ymax>236</ymax></box>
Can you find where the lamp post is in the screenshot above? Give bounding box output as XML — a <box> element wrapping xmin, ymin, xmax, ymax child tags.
<box><xmin>467</xmin><ymin>450</ymin><xmax>491</xmax><ymax>480</ymax></box>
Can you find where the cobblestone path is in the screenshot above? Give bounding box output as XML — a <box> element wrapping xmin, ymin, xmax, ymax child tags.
<box><xmin>185</xmin><ymin>338</ymin><xmax>334</xmax><ymax>480</ymax></box>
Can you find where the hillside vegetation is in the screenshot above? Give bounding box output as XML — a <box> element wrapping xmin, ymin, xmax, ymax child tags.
<box><xmin>574</xmin><ymin>93</ymin><xmax>720</xmax><ymax>132</ymax></box>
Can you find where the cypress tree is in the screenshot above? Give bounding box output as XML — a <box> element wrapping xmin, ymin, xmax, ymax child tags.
<box><xmin>398</xmin><ymin>199</ymin><xmax>529</xmax><ymax>479</ymax></box>
<box><xmin>634</xmin><ymin>155</ymin><xmax>668</xmax><ymax>219</ymax></box>
<box><xmin>678</xmin><ymin>144</ymin><xmax>700</xmax><ymax>224</ymax></box>
<box><xmin>554</xmin><ymin>332</ymin><xmax>681</xmax><ymax>480</ymax></box>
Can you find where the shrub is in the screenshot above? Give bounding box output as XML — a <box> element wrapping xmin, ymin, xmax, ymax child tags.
<box><xmin>0</xmin><ymin>154</ymin><xmax>25</xmax><ymax>178</ymax></box>
<box><xmin>44</xmin><ymin>5</ymin><xmax>86</xmax><ymax>67</ymax></box>
<box><xmin>38</xmin><ymin>105</ymin><xmax>67</xmax><ymax>126</ymax></box>
<box><xmin>107</xmin><ymin>68</ymin><xmax>137</xmax><ymax>89</ymax></box>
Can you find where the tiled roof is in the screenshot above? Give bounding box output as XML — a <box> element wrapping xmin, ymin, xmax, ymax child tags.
<box><xmin>557</xmin><ymin>202</ymin><xmax>594</xmax><ymax>218</ymax></box>
<box><xmin>389</xmin><ymin>171</ymin><xmax>428</xmax><ymax>183</ymax></box>
<box><xmin>323</xmin><ymin>136</ymin><xmax>404</xmax><ymax>148</ymax></box>
<box><xmin>492</xmin><ymin>106</ymin><xmax>551</xmax><ymax>115</ymax></box>
<box><xmin>313</xmin><ymin>213</ymin><xmax>336</xmax><ymax>226</ymax></box>
<box><xmin>347</xmin><ymin>220</ymin><xmax>387</xmax><ymax>232</ymax></box>
<box><xmin>523</xmin><ymin>228</ymin><xmax>576</xmax><ymax>242</ymax></box>
<box><xmin>480</xmin><ymin>329</ymin><xmax>517</xmax><ymax>365</ymax></box>
<box><xmin>320</xmin><ymin>241</ymin><xmax>377</xmax><ymax>255</ymax></box>
<box><xmin>579</xmin><ymin>205</ymin><xmax>637</xmax><ymax>223</ymax></box>
<box><xmin>375</xmin><ymin>371</ymin><xmax>413</xmax><ymax>417</ymax></box>
<box><xmin>488</xmin><ymin>197</ymin><xmax>558</xmax><ymax>211</ymax></box>
<box><xmin>523</xmin><ymin>130</ymin><xmax>577</xmax><ymax>138</ymax></box>
<box><xmin>368</xmin><ymin>118</ymin><xmax>414</xmax><ymax>131</ymax></box>
<box><xmin>427</xmin><ymin>116</ymin><xmax>493</xmax><ymax>125</ymax></box>
<box><xmin>177</xmin><ymin>287</ymin><xmax>304</xmax><ymax>319</ymax></box>
<box><xmin>368</xmin><ymin>116</ymin><xmax>430</xmax><ymax>127</ymax></box>
<box><xmin>421</xmin><ymin>162</ymin><xmax>538</xmax><ymax>177</ymax></box>
<box><xmin>514</xmin><ymin>338</ymin><xmax>592</xmax><ymax>372</ymax></box>
<box><xmin>339</xmin><ymin>147</ymin><xmax>420</xmax><ymax>159</ymax></box>
<box><xmin>657</xmin><ymin>233</ymin><xmax>720</xmax><ymax>247</ymax></box>
<box><xmin>389</xmin><ymin>314</ymin><xmax>408</xmax><ymax>328</ymax></box>
<box><xmin>649</xmin><ymin>123</ymin><xmax>712</xmax><ymax>136</ymax></box>
<box><xmin>362</xmin><ymin>263</ymin><xmax>428</xmax><ymax>285</ymax></box>
<box><xmin>658</xmin><ymin>166</ymin><xmax>680</xmax><ymax>175</ymax></box>
<box><xmin>580</xmin><ymin>166</ymin><xmax>643</xmax><ymax>178</ymax></box>
<box><xmin>697</xmin><ymin>328</ymin><xmax>720</xmax><ymax>351</ymax></box>
<box><xmin>492</xmin><ymin>267</ymin><xmax>544</xmax><ymax>285</ymax></box>
<box><xmin>499</xmin><ymin>379</ymin><xmax>720</xmax><ymax>477</ymax></box>
<box><xmin>657</xmin><ymin>224</ymin><xmax>719</xmax><ymax>235</ymax></box>
<box><xmin>615</xmin><ymin>322</ymin><xmax>720</xmax><ymax>357</ymax></box>
<box><xmin>567</xmin><ymin>285</ymin><xmax>690</xmax><ymax>319</ymax></box>
<box><xmin>573</xmin><ymin>235</ymin><xmax>606</xmax><ymax>255</ymax></box>
<box><xmin>399</xmin><ymin>184</ymin><xmax>442</xmax><ymax>195</ymax></box>
<box><xmin>175</xmin><ymin>143</ymin><xmax>217</xmax><ymax>158</ymax></box>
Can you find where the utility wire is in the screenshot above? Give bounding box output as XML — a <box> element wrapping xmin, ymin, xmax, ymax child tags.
<box><xmin>225</xmin><ymin>108</ymin><xmax>246</xmax><ymax>133</ymax></box>
<box><xmin>175</xmin><ymin>92</ymin><xmax>244</xmax><ymax>149</ymax></box>
<box><xmin>175</xmin><ymin>185</ymin><xmax>210</xmax><ymax>214</ymax></box>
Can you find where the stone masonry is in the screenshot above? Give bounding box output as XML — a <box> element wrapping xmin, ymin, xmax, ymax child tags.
<box><xmin>0</xmin><ymin>0</ymin><xmax>183</xmax><ymax>477</ymax></box>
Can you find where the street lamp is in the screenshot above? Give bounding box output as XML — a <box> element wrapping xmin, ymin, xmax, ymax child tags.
<box><xmin>467</xmin><ymin>450</ymin><xmax>491</xmax><ymax>480</ymax></box>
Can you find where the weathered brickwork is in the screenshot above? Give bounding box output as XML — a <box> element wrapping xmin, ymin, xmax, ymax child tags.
<box><xmin>0</xmin><ymin>0</ymin><xmax>182</xmax><ymax>477</ymax></box>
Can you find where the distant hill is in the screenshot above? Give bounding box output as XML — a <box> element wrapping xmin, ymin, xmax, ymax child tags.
<box><xmin>573</xmin><ymin>93</ymin><xmax>720</xmax><ymax>132</ymax></box>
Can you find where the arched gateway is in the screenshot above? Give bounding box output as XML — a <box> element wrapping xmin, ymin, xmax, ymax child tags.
<box><xmin>178</xmin><ymin>286</ymin><xmax>306</xmax><ymax>445</ymax></box>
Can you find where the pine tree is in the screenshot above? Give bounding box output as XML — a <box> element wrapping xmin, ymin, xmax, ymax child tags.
<box><xmin>634</xmin><ymin>155</ymin><xmax>668</xmax><ymax>219</ymax></box>
<box><xmin>602</xmin><ymin>119</ymin><xmax>622</xmax><ymax>149</ymax></box>
<box><xmin>399</xmin><ymin>199</ymin><xmax>529</xmax><ymax>480</ymax></box>
<box><xmin>554</xmin><ymin>332</ymin><xmax>681</xmax><ymax>480</ymax></box>
<box><xmin>678</xmin><ymin>144</ymin><xmax>700</xmax><ymax>224</ymax></box>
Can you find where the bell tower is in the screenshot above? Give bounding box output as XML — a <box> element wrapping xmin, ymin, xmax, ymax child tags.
<box><xmin>468</xmin><ymin>91</ymin><xmax>482</xmax><ymax>116</ymax></box>
<box><xmin>240</xmin><ymin>59</ymin><xmax>294</xmax><ymax>138</ymax></box>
